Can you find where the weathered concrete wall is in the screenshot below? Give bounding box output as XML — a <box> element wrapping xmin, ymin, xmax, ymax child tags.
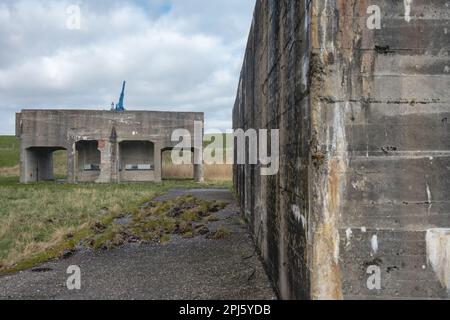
<box><xmin>234</xmin><ymin>0</ymin><xmax>450</xmax><ymax>300</ymax></box>
<box><xmin>234</xmin><ymin>0</ymin><xmax>312</xmax><ymax>300</ymax></box>
<box><xmin>16</xmin><ymin>110</ymin><xmax>204</xmax><ymax>184</ymax></box>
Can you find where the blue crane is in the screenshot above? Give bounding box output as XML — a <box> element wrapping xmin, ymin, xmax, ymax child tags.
<box><xmin>112</xmin><ymin>81</ymin><xmax>126</xmax><ymax>111</ymax></box>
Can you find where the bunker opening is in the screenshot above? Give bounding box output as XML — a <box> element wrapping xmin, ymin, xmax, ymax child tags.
<box><xmin>161</xmin><ymin>147</ymin><xmax>203</xmax><ymax>182</ymax></box>
<box><xmin>25</xmin><ymin>147</ymin><xmax>67</xmax><ymax>182</ymax></box>
<box><xmin>119</xmin><ymin>140</ymin><xmax>155</xmax><ymax>182</ymax></box>
<box><xmin>76</xmin><ymin>140</ymin><xmax>101</xmax><ymax>182</ymax></box>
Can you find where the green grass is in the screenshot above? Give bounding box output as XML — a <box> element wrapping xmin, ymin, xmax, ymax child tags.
<box><xmin>0</xmin><ymin>136</ymin><xmax>19</xmax><ymax>168</ymax></box>
<box><xmin>85</xmin><ymin>195</ymin><xmax>227</xmax><ymax>251</ymax></box>
<box><xmin>211</xmin><ymin>226</ymin><xmax>232</xmax><ymax>240</ymax></box>
<box><xmin>0</xmin><ymin>178</ymin><xmax>231</xmax><ymax>274</ymax></box>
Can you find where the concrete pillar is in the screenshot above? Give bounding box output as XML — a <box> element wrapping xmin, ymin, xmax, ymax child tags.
<box><xmin>23</xmin><ymin>148</ymin><xmax>54</xmax><ymax>182</ymax></box>
<box><xmin>110</xmin><ymin>140</ymin><xmax>119</xmax><ymax>184</ymax></box>
<box><xmin>194</xmin><ymin>163</ymin><xmax>204</xmax><ymax>183</ymax></box>
<box><xmin>97</xmin><ymin>127</ymin><xmax>119</xmax><ymax>183</ymax></box>
<box><xmin>116</xmin><ymin>142</ymin><xmax>121</xmax><ymax>184</ymax></box>
<box><xmin>154</xmin><ymin>143</ymin><xmax>162</xmax><ymax>182</ymax></box>
<box><xmin>193</xmin><ymin>146</ymin><xmax>204</xmax><ymax>183</ymax></box>
<box><xmin>97</xmin><ymin>140</ymin><xmax>113</xmax><ymax>183</ymax></box>
<box><xmin>20</xmin><ymin>147</ymin><xmax>27</xmax><ymax>183</ymax></box>
<box><xmin>22</xmin><ymin>148</ymin><xmax>36</xmax><ymax>183</ymax></box>
<box><xmin>67</xmin><ymin>143</ymin><xmax>76</xmax><ymax>183</ymax></box>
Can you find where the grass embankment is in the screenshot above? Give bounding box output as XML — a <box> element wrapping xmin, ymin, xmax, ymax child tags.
<box><xmin>0</xmin><ymin>179</ymin><xmax>231</xmax><ymax>275</ymax></box>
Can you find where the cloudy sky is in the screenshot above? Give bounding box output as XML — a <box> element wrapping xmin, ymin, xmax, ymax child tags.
<box><xmin>0</xmin><ymin>0</ymin><xmax>255</xmax><ymax>134</ymax></box>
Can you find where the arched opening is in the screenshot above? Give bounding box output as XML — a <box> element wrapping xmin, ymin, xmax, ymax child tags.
<box><xmin>119</xmin><ymin>141</ymin><xmax>155</xmax><ymax>182</ymax></box>
<box><xmin>76</xmin><ymin>140</ymin><xmax>101</xmax><ymax>182</ymax></box>
<box><xmin>25</xmin><ymin>147</ymin><xmax>67</xmax><ymax>182</ymax></box>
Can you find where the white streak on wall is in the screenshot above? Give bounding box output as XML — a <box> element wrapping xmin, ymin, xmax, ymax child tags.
<box><xmin>346</xmin><ymin>228</ymin><xmax>353</xmax><ymax>247</ymax></box>
<box><xmin>404</xmin><ymin>0</ymin><xmax>413</xmax><ymax>23</ymax></box>
<box><xmin>292</xmin><ymin>205</ymin><xmax>306</xmax><ymax>229</ymax></box>
<box><xmin>426</xmin><ymin>182</ymin><xmax>432</xmax><ymax>210</ymax></box>
<box><xmin>301</xmin><ymin>56</ymin><xmax>309</xmax><ymax>88</ymax></box>
<box><xmin>371</xmin><ymin>235</ymin><xmax>379</xmax><ymax>255</ymax></box>
<box><xmin>426</xmin><ymin>229</ymin><xmax>450</xmax><ymax>290</ymax></box>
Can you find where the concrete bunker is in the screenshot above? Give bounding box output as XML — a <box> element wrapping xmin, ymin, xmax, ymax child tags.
<box><xmin>16</xmin><ymin>110</ymin><xmax>204</xmax><ymax>184</ymax></box>
<box><xmin>119</xmin><ymin>140</ymin><xmax>155</xmax><ymax>182</ymax></box>
<box><xmin>25</xmin><ymin>146</ymin><xmax>67</xmax><ymax>182</ymax></box>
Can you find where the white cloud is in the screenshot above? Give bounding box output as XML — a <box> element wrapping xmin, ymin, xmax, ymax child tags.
<box><xmin>0</xmin><ymin>0</ymin><xmax>255</xmax><ymax>134</ymax></box>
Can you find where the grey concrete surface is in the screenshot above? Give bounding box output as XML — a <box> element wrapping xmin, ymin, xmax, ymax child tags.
<box><xmin>0</xmin><ymin>189</ymin><xmax>276</xmax><ymax>300</ymax></box>
<box><xmin>233</xmin><ymin>0</ymin><xmax>450</xmax><ymax>300</ymax></box>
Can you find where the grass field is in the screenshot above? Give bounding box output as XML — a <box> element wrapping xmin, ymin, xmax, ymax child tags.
<box><xmin>0</xmin><ymin>135</ymin><xmax>233</xmax><ymax>274</ymax></box>
<box><xmin>0</xmin><ymin>136</ymin><xmax>20</xmax><ymax>176</ymax></box>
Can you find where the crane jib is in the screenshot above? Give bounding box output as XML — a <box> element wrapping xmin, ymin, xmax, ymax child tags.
<box><xmin>114</xmin><ymin>81</ymin><xmax>126</xmax><ymax>112</ymax></box>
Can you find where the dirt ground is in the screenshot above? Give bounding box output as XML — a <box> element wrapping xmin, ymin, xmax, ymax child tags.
<box><xmin>0</xmin><ymin>189</ymin><xmax>276</xmax><ymax>300</ymax></box>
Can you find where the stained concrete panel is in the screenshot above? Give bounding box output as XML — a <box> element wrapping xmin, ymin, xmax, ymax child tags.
<box><xmin>234</xmin><ymin>0</ymin><xmax>449</xmax><ymax>300</ymax></box>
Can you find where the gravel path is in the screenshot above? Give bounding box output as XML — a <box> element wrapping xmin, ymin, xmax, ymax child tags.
<box><xmin>0</xmin><ymin>189</ymin><xmax>276</xmax><ymax>300</ymax></box>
